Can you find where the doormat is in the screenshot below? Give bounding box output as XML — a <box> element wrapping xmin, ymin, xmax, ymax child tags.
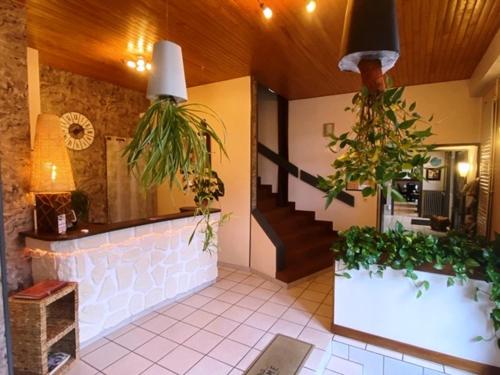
<box><xmin>244</xmin><ymin>334</ymin><xmax>313</xmax><ymax>374</ymax></box>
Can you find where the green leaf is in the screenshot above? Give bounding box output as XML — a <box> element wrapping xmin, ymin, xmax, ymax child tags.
<box><xmin>362</xmin><ymin>186</ymin><xmax>375</xmax><ymax>197</ymax></box>
<box><xmin>416</xmin><ymin>290</ymin><xmax>423</xmax><ymax>299</ymax></box>
<box><xmin>472</xmin><ymin>336</ymin><xmax>484</xmax><ymax>342</ymax></box>
<box><xmin>409</xmin><ymin>102</ymin><xmax>416</xmax><ymax>111</ymax></box>
<box><xmin>447</xmin><ymin>277</ymin><xmax>455</xmax><ymax>287</ymax></box>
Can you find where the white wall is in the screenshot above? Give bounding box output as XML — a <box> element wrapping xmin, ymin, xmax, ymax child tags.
<box><xmin>257</xmin><ymin>86</ymin><xmax>278</xmax><ymax>192</ymax></box>
<box><xmin>289</xmin><ymin>80</ymin><xmax>481</xmax><ymax>231</ymax></box>
<box><xmin>250</xmin><ymin>216</ymin><xmax>276</xmax><ymax>278</ymax></box>
<box><xmin>157</xmin><ymin>77</ymin><xmax>252</xmax><ymax>267</ymax></box>
<box><xmin>335</xmin><ymin>264</ymin><xmax>498</xmax><ymax>367</ymax></box>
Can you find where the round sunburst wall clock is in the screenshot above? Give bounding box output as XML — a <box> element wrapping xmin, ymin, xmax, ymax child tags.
<box><xmin>60</xmin><ymin>112</ymin><xmax>95</xmax><ymax>150</ymax></box>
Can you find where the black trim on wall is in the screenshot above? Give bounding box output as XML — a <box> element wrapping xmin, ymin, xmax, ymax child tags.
<box><xmin>277</xmin><ymin>96</ymin><xmax>289</xmax><ymax>207</ymax></box>
<box><xmin>252</xmin><ymin>208</ymin><xmax>286</xmax><ymax>271</ymax></box>
<box><xmin>257</xmin><ymin>142</ymin><xmax>355</xmax><ymax>207</ymax></box>
<box><xmin>257</xmin><ymin>143</ymin><xmax>299</xmax><ymax>177</ymax></box>
<box><xmin>299</xmin><ymin>171</ymin><xmax>355</xmax><ymax>207</ymax></box>
<box><xmin>0</xmin><ymin>165</ymin><xmax>14</xmax><ymax>375</ymax></box>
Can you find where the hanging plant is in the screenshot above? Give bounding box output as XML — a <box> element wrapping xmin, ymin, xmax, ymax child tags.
<box><xmin>124</xmin><ymin>96</ymin><xmax>229</xmax><ymax>251</ymax></box>
<box><xmin>318</xmin><ymin>80</ymin><xmax>435</xmax><ymax>206</ymax></box>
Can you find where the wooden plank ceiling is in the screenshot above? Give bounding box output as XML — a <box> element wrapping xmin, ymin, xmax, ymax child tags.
<box><xmin>26</xmin><ymin>0</ymin><xmax>500</xmax><ymax>99</ymax></box>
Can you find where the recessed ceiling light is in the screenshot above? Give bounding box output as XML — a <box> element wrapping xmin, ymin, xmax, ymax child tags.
<box><xmin>261</xmin><ymin>3</ymin><xmax>273</xmax><ymax>19</ymax></box>
<box><xmin>306</xmin><ymin>0</ymin><xmax>317</xmax><ymax>13</ymax></box>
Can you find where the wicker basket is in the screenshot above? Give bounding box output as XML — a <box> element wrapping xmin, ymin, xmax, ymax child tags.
<box><xmin>9</xmin><ymin>283</ymin><xmax>79</xmax><ymax>375</ymax></box>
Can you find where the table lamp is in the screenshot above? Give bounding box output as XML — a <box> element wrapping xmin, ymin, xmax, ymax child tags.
<box><xmin>31</xmin><ymin>113</ymin><xmax>76</xmax><ymax>233</ymax></box>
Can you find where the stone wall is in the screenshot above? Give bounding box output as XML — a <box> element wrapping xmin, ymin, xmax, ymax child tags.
<box><xmin>0</xmin><ymin>0</ymin><xmax>31</xmax><ymax>372</ymax></box>
<box><xmin>27</xmin><ymin>215</ymin><xmax>219</xmax><ymax>344</ymax></box>
<box><xmin>40</xmin><ymin>66</ymin><xmax>149</xmax><ymax>223</ymax></box>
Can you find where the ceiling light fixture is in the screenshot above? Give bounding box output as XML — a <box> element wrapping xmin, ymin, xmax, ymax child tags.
<box><xmin>306</xmin><ymin>0</ymin><xmax>317</xmax><ymax>13</ymax></box>
<box><xmin>260</xmin><ymin>3</ymin><xmax>273</xmax><ymax>19</ymax></box>
<box><xmin>126</xmin><ymin>56</ymin><xmax>152</xmax><ymax>72</ymax></box>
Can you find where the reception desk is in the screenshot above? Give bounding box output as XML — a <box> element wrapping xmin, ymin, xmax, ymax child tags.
<box><xmin>23</xmin><ymin>211</ymin><xmax>220</xmax><ymax>344</ymax></box>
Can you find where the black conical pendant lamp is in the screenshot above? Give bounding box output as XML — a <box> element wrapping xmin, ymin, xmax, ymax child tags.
<box><xmin>338</xmin><ymin>0</ymin><xmax>400</xmax><ymax>92</ymax></box>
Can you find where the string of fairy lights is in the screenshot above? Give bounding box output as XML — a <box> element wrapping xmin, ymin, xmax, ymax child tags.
<box><xmin>259</xmin><ymin>0</ymin><xmax>317</xmax><ymax>20</ymax></box>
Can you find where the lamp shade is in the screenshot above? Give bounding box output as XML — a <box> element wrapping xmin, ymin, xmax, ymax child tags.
<box><xmin>457</xmin><ymin>162</ymin><xmax>470</xmax><ymax>178</ymax></box>
<box><xmin>31</xmin><ymin>113</ymin><xmax>76</xmax><ymax>193</ymax></box>
<box><xmin>146</xmin><ymin>41</ymin><xmax>188</xmax><ymax>103</ymax></box>
<box><xmin>338</xmin><ymin>0</ymin><xmax>400</xmax><ymax>73</ymax></box>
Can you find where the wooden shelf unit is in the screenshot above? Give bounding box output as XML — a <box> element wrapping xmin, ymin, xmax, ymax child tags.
<box><xmin>9</xmin><ymin>283</ymin><xmax>79</xmax><ymax>375</ymax></box>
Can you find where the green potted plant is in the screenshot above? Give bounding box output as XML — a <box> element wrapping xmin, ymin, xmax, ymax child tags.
<box><xmin>124</xmin><ymin>40</ymin><xmax>228</xmax><ymax>252</ymax></box>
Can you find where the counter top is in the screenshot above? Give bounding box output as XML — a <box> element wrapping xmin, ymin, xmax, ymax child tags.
<box><xmin>22</xmin><ymin>208</ymin><xmax>220</xmax><ymax>242</ymax></box>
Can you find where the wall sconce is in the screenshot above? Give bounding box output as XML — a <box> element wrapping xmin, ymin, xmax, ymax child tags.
<box><xmin>31</xmin><ymin>113</ymin><xmax>76</xmax><ymax>233</ymax></box>
<box><xmin>457</xmin><ymin>162</ymin><xmax>470</xmax><ymax>178</ymax></box>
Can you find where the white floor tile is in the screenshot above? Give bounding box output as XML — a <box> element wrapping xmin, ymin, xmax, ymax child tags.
<box><xmin>281</xmin><ymin>308</ymin><xmax>313</xmax><ymax>325</ymax></box>
<box><xmin>249</xmin><ymin>287</ymin><xmax>276</xmax><ymax>300</ymax></box>
<box><xmin>298</xmin><ymin>327</ymin><xmax>333</xmax><ymax>351</ymax></box>
<box><xmin>349</xmin><ymin>346</ymin><xmax>383</xmax><ymax>375</ymax></box>
<box><xmin>307</xmin><ymin>314</ymin><xmax>331</xmax><ymax>332</ymax></box>
<box><xmin>366</xmin><ymin>344</ymin><xmax>402</xmax><ymax>360</ymax></box>
<box><xmin>236</xmin><ymin>295</ymin><xmax>266</xmax><ymax>310</ymax></box>
<box><xmin>204</xmin><ymin>316</ymin><xmax>240</xmax><ymax>337</ymax></box>
<box><xmin>113</xmin><ymin>327</ymin><xmax>155</xmax><ymax>350</ymax></box>
<box><xmin>186</xmin><ymin>356</ymin><xmax>232</xmax><ymax>375</ymax></box>
<box><xmin>260</xmin><ymin>280</ymin><xmax>282</xmax><ymax>292</ymax></box>
<box><xmin>80</xmin><ymin>337</ymin><xmax>110</xmax><ymax>357</ymax></box>
<box><xmin>403</xmin><ymin>354</ymin><xmax>445</xmax><ymax>372</ymax></box>
<box><xmin>183</xmin><ymin>309</ymin><xmax>218</xmax><ymax>328</ymax></box>
<box><xmin>384</xmin><ymin>357</ymin><xmax>423</xmax><ymax>375</ymax></box>
<box><xmin>331</xmin><ymin>340</ymin><xmax>349</xmax><ymax>359</ymax></box>
<box><xmin>333</xmin><ymin>334</ymin><xmax>367</xmax><ymax>349</ymax></box>
<box><xmin>66</xmin><ymin>360</ymin><xmax>98</xmax><ymax>375</ymax></box>
<box><xmin>209</xmin><ymin>338</ymin><xmax>251</xmax><ymax>366</ymax></box>
<box><xmin>141</xmin><ymin>364</ymin><xmax>176</xmax><ymax>375</ymax></box>
<box><xmin>162</xmin><ymin>303</ymin><xmax>196</xmax><ymax>320</ymax></box>
<box><xmin>269</xmin><ymin>319</ymin><xmax>304</xmax><ymax>338</ymax></box>
<box><xmin>292</xmin><ymin>298</ymin><xmax>321</xmax><ymax>313</ymax></box>
<box><xmin>304</xmin><ymin>348</ymin><xmax>328</xmax><ymax>371</ymax></box>
<box><xmin>140</xmin><ymin>314</ymin><xmax>177</xmax><ymax>334</ymax></box>
<box><xmin>231</xmin><ymin>282</ymin><xmax>256</xmax><ymax>295</ymax></box>
<box><xmin>268</xmin><ymin>292</ymin><xmax>297</xmax><ymax>307</ymax></box>
<box><xmin>327</xmin><ymin>355</ymin><xmax>363</xmax><ymax>375</ymax></box>
<box><xmin>157</xmin><ymin>345</ymin><xmax>204</xmax><ymax>374</ymax></box>
<box><xmin>198</xmin><ymin>286</ymin><xmax>226</xmax><ymax>298</ymax></box>
<box><xmin>215</xmin><ymin>279</ymin><xmax>238</xmax><ymax>290</ymax></box>
<box><xmin>229</xmin><ymin>368</ymin><xmax>244</xmax><ymax>375</ymax></box>
<box><xmin>228</xmin><ymin>324</ymin><xmax>266</xmax><ymax>347</ymax></box>
<box><xmin>218</xmin><ymin>290</ymin><xmax>245</xmax><ymax>304</ymax></box>
<box><xmin>201</xmin><ymin>299</ymin><xmax>232</xmax><ymax>315</ymax></box>
<box><xmin>102</xmin><ymin>352</ymin><xmax>152</xmax><ymax>375</ymax></box>
<box><xmin>135</xmin><ymin>336</ymin><xmax>178</xmax><ymax>362</ymax></box>
<box><xmin>133</xmin><ymin>311</ymin><xmax>159</xmax><ymax>326</ymax></box>
<box><xmin>226</xmin><ymin>272</ymin><xmax>251</xmax><ymax>282</ymax></box>
<box><xmin>160</xmin><ymin>321</ymin><xmax>200</xmax><ymax>343</ymax></box>
<box><xmin>184</xmin><ymin>330</ymin><xmax>224</xmax><ymax>354</ymax></box>
<box><xmin>221</xmin><ymin>305</ymin><xmax>254</xmax><ymax>323</ymax></box>
<box><xmin>82</xmin><ymin>342</ymin><xmax>129</xmax><ymax>371</ymax></box>
<box><xmin>240</xmin><ymin>275</ymin><xmax>265</xmax><ymax>287</ymax></box>
<box><xmin>236</xmin><ymin>348</ymin><xmax>261</xmax><ymax>370</ymax></box>
<box><xmin>444</xmin><ymin>366</ymin><xmax>477</xmax><ymax>375</ymax></box>
<box><xmin>301</xmin><ymin>290</ymin><xmax>328</xmax><ymax>303</ymax></box>
<box><xmin>105</xmin><ymin>323</ymin><xmax>135</xmax><ymax>341</ymax></box>
<box><xmin>257</xmin><ymin>301</ymin><xmax>288</xmax><ymax>317</ymax></box>
<box><xmin>182</xmin><ymin>294</ymin><xmax>212</xmax><ymax>308</ymax></box>
<box><xmin>244</xmin><ymin>311</ymin><xmax>278</xmax><ymax>331</ymax></box>
<box><xmin>254</xmin><ymin>332</ymin><xmax>276</xmax><ymax>350</ymax></box>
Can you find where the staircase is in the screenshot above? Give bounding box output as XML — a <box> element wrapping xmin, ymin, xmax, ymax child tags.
<box><xmin>257</xmin><ymin>181</ymin><xmax>338</xmax><ymax>283</ymax></box>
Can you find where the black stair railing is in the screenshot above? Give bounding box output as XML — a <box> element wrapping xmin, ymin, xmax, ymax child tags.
<box><xmin>257</xmin><ymin>142</ymin><xmax>355</xmax><ymax>207</ymax></box>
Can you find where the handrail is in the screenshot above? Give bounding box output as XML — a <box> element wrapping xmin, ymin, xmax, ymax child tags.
<box><xmin>257</xmin><ymin>142</ymin><xmax>355</xmax><ymax>207</ymax></box>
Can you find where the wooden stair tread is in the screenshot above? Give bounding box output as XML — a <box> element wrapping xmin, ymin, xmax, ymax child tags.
<box><xmin>257</xmin><ymin>181</ymin><xmax>337</xmax><ymax>283</ymax></box>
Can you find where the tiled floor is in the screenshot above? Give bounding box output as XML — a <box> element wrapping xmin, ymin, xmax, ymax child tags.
<box><xmin>69</xmin><ymin>266</ymin><xmax>476</xmax><ymax>375</ymax></box>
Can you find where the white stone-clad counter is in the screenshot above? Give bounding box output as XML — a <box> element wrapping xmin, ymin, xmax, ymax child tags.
<box><xmin>25</xmin><ymin>214</ymin><xmax>219</xmax><ymax>344</ymax></box>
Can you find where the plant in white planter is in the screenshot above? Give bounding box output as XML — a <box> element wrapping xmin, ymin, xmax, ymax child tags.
<box><xmin>125</xmin><ymin>41</ymin><xmax>228</xmax><ymax>252</ymax></box>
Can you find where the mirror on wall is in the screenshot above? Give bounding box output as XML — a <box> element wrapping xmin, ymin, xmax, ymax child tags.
<box><xmin>381</xmin><ymin>144</ymin><xmax>481</xmax><ymax>236</ymax></box>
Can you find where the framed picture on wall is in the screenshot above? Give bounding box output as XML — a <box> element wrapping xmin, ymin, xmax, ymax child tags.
<box><xmin>426</xmin><ymin>168</ymin><xmax>441</xmax><ymax>181</ymax></box>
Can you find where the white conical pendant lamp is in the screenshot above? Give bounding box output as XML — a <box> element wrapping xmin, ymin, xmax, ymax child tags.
<box><xmin>146</xmin><ymin>40</ymin><xmax>188</xmax><ymax>103</ymax></box>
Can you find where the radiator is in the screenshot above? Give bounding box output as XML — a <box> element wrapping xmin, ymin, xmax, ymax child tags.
<box><xmin>421</xmin><ymin>190</ymin><xmax>444</xmax><ymax>218</ymax></box>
